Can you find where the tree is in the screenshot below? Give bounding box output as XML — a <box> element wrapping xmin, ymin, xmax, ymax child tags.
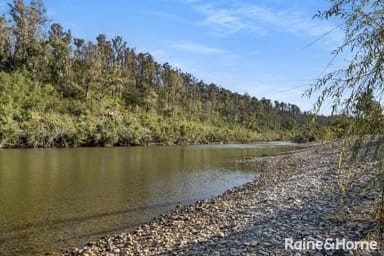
<box><xmin>8</xmin><ymin>0</ymin><xmax>47</xmax><ymax>69</ymax></box>
<box><xmin>160</xmin><ymin>63</ymin><xmax>183</xmax><ymax>117</ymax></box>
<box><xmin>352</xmin><ymin>89</ymin><xmax>384</xmax><ymax>138</ymax></box>
<box><xmin>0</xmin><ymin>0</ymin><xmax>320</xmax><ymax>148</ymax></box>
<box><xmin>307</xmin><ymin>0</ymin><xmax>383</xmax><ymax>143</ymax></box>
<box><xmin>0</xmin><ymin>15</ymin><xmax>11</xmax><ymax>70</ymax></box>
<box><xmin>308</xmin><ymin>0</ymin><xmax>384</xmax><ymax>241</ymax></box>
<box><xmin>308</xmin><ymin>0</ymin><xmax>383</xmax><ymax>116</ymax></box>
<box><xmin>89</xmin><ymin>34</ymin><xmax>120</xmax><ymax>103</ymax></box>
<box><xmin>48</xmin><ymin>23</ymin><xmax>72</xmax><ymax>95</ymax></box>
<box><xmin>307</xmin><ymin>0</ymin><xmax>384</xmax><ymax>153</ymax></box>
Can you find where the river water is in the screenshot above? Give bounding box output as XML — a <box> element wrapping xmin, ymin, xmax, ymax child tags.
<box><xmin>0</xmin><ymin>142</ymin><xmax>297</xmax><ymax>255</ymax></box>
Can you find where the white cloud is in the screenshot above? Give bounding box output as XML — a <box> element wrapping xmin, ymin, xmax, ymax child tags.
<box><xmin>187</xmin><ymin>1</ymin><xmax>342</xmax><ymax>46</ymax></box>
<box><xmin>195</xmin><ymin>3</ymin><xmax>265</xmax><ymax>35</ymax></box>
<box><xmin>171</xmin><ymin>42</ymin><xmax>226</xmax><ymax>54</ymax></box>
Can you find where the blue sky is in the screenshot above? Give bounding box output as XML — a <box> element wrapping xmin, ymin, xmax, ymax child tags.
<box><xmin>1</xmin><ymin>0</ymin><xmax>345</xmax><ymax>114</ymax></box>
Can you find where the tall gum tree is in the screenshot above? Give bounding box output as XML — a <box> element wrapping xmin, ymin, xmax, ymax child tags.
<box><xmin>8</xmin><ymin>0</ymin><xmax>47</xmax><ymax>69</ymax></box>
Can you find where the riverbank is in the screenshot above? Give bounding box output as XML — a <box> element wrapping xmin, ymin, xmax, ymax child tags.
<box><xmin>0</xmin><ymin>135</ymin><xmax>293</xmax><ymax>149</ymax></box>
<box><xmin>63</xmin><ymin>142</ymin><xmax>383</xmax><ymax>256</ymax></box>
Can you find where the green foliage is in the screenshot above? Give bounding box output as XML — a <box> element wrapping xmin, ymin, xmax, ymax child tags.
<box><xmin>308</xmin><ymin>0</ymin><xmax>384</xmax><ymax>241</ymax></box>
<box><xmin>0</xmin><ymin>0</ymin><xmax>335</xmax><ymax>148</ymax></box>
<box><xmin>293</xmin><ymin>125</ymin><xmax>338</xmax><ymax>143</ymax></box>
<box><xmin>308</xmin><ymin>0</ymin><xmax>384</xmax><ymax>160</ymax></box>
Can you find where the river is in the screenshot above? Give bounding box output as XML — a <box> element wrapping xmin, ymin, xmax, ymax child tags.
<box><xmin>0</xmin><ymin>142</ymin><xmax>297</xmax><ymax>255</ymax></box>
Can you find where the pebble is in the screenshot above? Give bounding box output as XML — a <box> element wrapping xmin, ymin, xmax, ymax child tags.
<box><xmin>63</xmin><ymin>142</ymin><xmax>383</xmax><ymax>256</ymax></box>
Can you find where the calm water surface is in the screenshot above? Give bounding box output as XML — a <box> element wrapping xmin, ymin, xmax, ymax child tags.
<box><xmin>0</xmin><ymin>142</ymin><xmax>297</xmax><ymax>255</ymax></box>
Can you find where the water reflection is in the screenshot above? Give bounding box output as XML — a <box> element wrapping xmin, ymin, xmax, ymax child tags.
<box><xmin>0</xmin><ymin>143</ymin><xmax>296</xmax><ymax>255</ymax></box>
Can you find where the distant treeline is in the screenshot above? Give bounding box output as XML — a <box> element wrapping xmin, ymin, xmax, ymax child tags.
<box><xmin>0</xmin><ymin>0</ymin><xmax>337</xmax><ymax>147</ymax></box>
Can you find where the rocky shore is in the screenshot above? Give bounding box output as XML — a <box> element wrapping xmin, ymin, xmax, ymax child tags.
<box><xmin>64</xmin><ymin>142</ymin><xmax>383</xmax><ymax>256</ymax></box>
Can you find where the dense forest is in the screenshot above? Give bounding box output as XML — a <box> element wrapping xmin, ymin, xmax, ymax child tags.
<box><xmin>0</xmin><ymin>0</ymin><xmax>335</xmax><ymax>147</ymax></box>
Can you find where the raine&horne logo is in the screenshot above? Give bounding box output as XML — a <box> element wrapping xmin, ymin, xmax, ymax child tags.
<box><xmin>284</xmin><ymin>237</ymin><xmax>378</xmax><ymax>251</ymax></box>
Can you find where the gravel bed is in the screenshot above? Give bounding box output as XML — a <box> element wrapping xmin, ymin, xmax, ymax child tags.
<box><xmin>63</xmin><ymin>142</ymin><xmax>383</xmax><ymax>256</ymax></box>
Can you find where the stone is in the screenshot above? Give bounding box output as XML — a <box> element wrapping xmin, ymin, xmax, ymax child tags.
<box><xmin>62</xmin><ymin>143</ymin><xmax>383</xmax><ymax>256</ymax></box>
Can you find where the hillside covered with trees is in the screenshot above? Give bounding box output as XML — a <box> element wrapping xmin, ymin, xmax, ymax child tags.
<box><xmin>0</xmin><ymin>0</ymin><xmax>333</xmax><ymax>147</ymax></box>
